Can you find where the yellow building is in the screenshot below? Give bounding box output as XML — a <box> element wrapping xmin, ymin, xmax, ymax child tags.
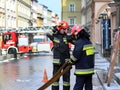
<box><xmin>61</xmin><ymin>0</ymin><xmax>82</xmax><ymax>26</ymax></box>
<box><xmin>37</xmin><ymin>4</ymin><xmax>44</xmax><ymax>26</ymax></box>
<box><xmin>47</xmin><ymin>9</ymin><xmax>52</xmax><ymax>26</ymax></box>
<box><xmin>16</xmin><ymin>0</ymin><xmax>31</xmax><ymax>27</ymax></box>
<box><xmin>0</xmin><ymin>0</ymin><xmax>5</xmax><ymax>28</ymax></box>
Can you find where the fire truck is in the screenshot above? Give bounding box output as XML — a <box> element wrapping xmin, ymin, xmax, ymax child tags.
<box><xmin>1</xmin><ymin>26</ymin><xmax>53</xmax><ymax>55</ymax></box>
<box><xmin>1</xmin><ymin>29</ymin><xmax>33</xmax><ymax>55</ymax></box>
<box><xmin>1</xmin><ymin>26</ymin><xmax>73</xmax><ymax>55</ymax></box>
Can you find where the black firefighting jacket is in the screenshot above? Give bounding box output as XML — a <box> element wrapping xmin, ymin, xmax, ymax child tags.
<box><xmin>71</xmin><ymin>38</ymin><xmax>95</xmax><ymax>75</ymax></box>
<box><xmin>47</xmin><ymin>31</ymin><xmax>75</xmax><ymax>65</ymax></box>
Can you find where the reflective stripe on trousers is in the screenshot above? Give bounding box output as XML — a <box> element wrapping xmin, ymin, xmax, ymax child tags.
<box><xmin>74</xmin><ymin>68</ymin><xmax>94</xmax><ymax>75</ymax></box>
<box><xmin>52</xmin><ymin>81</ymin><xmax>59</xmax><ymax>86</ymax></box>
<box><xmin>63</xmin><ymin>81</ymin><xmax>70</xmax><ymax>86</ymax></box>
<box><xmin>53</xmin><ymin>59</ymin><xmax>60</xmax><ymax>64</ymax></box>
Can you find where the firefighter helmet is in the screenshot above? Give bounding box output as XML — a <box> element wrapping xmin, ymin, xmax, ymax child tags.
<box><xmin>56</xmin><ymin>20</ymin><xmax>69</xmax><ymax>30</ymax></box>
<box><xmin>71</xmin><ymin>26</ymin><xmax>83</xmax><ymax>35</ymax></box>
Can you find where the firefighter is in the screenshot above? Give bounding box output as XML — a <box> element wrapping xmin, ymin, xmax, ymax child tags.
<box><xmin>69</xmin><ymin>26</ymin><xmax>95</xmax><ymax>90</ymax></box>
<box><xmin>46</xmin><ymin>20</ymin><xmax>72</xmax><ymax>90</ymax></box>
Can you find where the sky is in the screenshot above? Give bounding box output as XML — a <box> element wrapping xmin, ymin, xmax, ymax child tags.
<box><xmin>38</xmin><ymin>0</ymin><xmax>61</xmax><ymax>19</ymax></box>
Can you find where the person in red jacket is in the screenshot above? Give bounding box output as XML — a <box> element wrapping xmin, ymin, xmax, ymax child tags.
<box><xmin>69</xmin><ymin>26</ymin><xmax>95</xmax><ymax>90</ymax></box>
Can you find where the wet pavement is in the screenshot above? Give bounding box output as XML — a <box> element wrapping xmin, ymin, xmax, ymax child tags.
<box><xmin>0</xmin><ymin>55</ymin><xmax>53</xmax><ymax>90</ymax></box>
<box><xmin>0</xmin><ymin>53</ymin><xmax>120</xmax><ymax>90</ymax></box>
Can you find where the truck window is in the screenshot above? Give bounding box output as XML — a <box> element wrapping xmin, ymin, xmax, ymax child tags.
<box><xmin>33</xmin><ymin>36</ymin><xmax>45</xmax><ymax>42</ymax></box>
<box><xmin>33</xmin><ymin>38</ymin><xmax>44</xmax><ymax>42</ymax></box>
<box><xmin>4</xmin><ymin>34</ymin><xmax>11</xmax><ymax>40</ymax></box>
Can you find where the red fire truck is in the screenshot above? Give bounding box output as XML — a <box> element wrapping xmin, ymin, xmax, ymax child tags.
<box><xmin>1</xmin><ymin>26</ymin><xmax>72</xmax><ymax>56</ymax></box>
<box><xmin>1</xmin><ymin>30</ymin><xmax>33</xmax><ymax>55</ymax></box>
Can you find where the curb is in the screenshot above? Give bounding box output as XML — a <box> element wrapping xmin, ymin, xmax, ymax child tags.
<box><xmin>0</xmin><ymin>54</ymin><xmax>23</xmax><ymax>61</ymax></box>
<box><xmin>0</xmin><ymin>54</ymin><xmax>13</xmax><ymax>61</ymax></box>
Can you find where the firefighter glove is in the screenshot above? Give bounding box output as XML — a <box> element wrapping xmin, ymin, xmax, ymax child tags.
<box><xmin>68</xmin><ymin>55</ymin><xmax>78</xmax><ymax>65</ymax></box>
<box><xmin>50</xmin><ymin>26</ymin><xmax>58</xmax><ymax>34</ymax></box>
<box><xmin>67</xmin><ymin>59</ymin><xmax>75</xmax><ymax>65</ymax></box>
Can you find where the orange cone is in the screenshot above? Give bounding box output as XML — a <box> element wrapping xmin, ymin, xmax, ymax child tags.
<box><xmin>42</xmin><ymin>68</ymin><xmax>48</xmax><ymax>83</ymax></box>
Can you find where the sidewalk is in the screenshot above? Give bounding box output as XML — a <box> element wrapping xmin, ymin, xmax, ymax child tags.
<box><xmin>95</xmin><ymin>53</ymin><xmax>120</xmax><ymax>90</ymax></box>
<box><xmin>56</xmin><ymin>52</ymin><xmax>120</xmax><ymax>90</ymax></box>
<box><xmin>0</xmin><ymin>54</ymin><xmax>23</xmax><ymax>62</ymax></box>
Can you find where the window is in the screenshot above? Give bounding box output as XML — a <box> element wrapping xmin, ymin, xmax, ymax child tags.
<box><xmin>69</xmin><ymin>4</ymin><xmax>75</xmax><ymax>12</ymax></box>
<box><xmin>69</xmin><ymin>18</ymin><xmax>75</xmax><ymax>26</ymax></box>
<box><xmin>4</xmin><ymin>34</ymin><xmax>12</xmax><ymax>40</ymax></box>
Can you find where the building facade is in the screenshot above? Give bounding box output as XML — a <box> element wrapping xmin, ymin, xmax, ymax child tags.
<box><xmin>31</xmin><ymin>0</ymin><xmax>38</xmax><ymax>27</ymax></box>
<box><xmin>61</xmin><ymin>0</ymin><xmax>120</xmax><ymax>65</ymax></box>
<box><xmin>17</xmin><ymin>0</ymin><xmax>31</xmax><ymax>27</ymax></box>
<box><xmin>109</xmin><ymin>0</ymin><xmax>120</xmax><ymax>65</ymax></box>
<box><xmin>0</xmin><ymin>0</ymin><xmax>16</xmax><ymax>29</ymax></box>
<box><xmin>36</xmin><ymin>3</ymin><xmax>43</xmax><ymax>26</ymax></box>
<box><xmin>81</xmin><ymin>0</ymin><xmax>93</xmax><ymax>41</ymax></box>
<box><xmin>0</xmin><ymin>0</ymin><xmax>59</xmax><ymax>29</ymax></box>
<box><xmin>47</xmin><ymin>9</ymin><xmax>52</xmax><ymax>26</ymax></box>
<box><xmin>0</xmin><ymin>0</ymin><xmax>5</xmax><ymax>28</ymax></box>
<box><xmin>93</xmin><ymin>0</ymin><xmax>112</xmax><ymax>56</ymax></box>
<box><xmin>61</xmin><ymin>0</ymin><xmax>82</xmax><ymax>27</ymax></box>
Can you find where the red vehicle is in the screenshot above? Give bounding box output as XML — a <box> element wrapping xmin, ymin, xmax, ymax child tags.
<box><xmin>1</xmin><ymin>31</ymin><xmax>33</xmax><ymax>55</ymax></box>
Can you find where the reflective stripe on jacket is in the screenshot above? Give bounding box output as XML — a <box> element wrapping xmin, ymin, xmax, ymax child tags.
<box><xmin>53</xmin><ymin>58</ymin><xmax>70</xmax><ymax>64</ymax></box>
<box><xmin>83</xmin><ymin>44</ymin><xmax>94</xmax><ymax>56</ymax></box>
<box><xmin>47</xmin><ymin>32</ymin><xmax>71</xmax><ymax>65</ymax></box>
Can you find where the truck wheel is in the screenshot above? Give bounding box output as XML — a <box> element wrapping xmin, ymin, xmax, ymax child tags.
<box><xmin>8</xmin><ymin>48</ymin><xmax>17</xmax><ymax>59</ymax></box>
<box><xmin>14</xmin><ymin>52</ymin><xmax>17</xmax><ymax>58</ymax></box>
<box><xmin>13</xmin><ymin>49</ymin><xmax>17</xmax><ymax>58</ymax></box>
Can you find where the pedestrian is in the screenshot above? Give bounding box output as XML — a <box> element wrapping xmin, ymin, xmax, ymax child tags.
<box><xmin>46</xmin><ymin>20</ymin><xmax>73</xmax><ymax>90</ymax></box>
<box><xmin>69</xmin><ymin>26</ymin><xmax>95</xmax><ymax>90</ymax></box>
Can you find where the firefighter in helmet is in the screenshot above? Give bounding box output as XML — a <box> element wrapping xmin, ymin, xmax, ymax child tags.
<box><xmin>69</xmin><ymin>26</ymin><xmax>95</xmax><ymax>90</ymax></box>
<box><xmin>46</xmin><ymin>20</ymin><xmax>72</xmax><ymax>90</ymax></box>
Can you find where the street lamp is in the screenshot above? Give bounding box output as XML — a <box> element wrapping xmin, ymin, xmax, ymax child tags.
<box><xmin>100</xmin><ymin>11</ymin><xmax>107</xmax><ymax>19</ymax></box>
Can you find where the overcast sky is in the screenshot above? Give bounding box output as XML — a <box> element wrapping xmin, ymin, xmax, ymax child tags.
<box><xmin>38</xmin><ymin>0</ymin><xmax>61</xmax><ymax>18</ymax></box>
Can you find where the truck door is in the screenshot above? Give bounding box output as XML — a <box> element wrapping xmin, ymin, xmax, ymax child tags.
<box><xmin>3</xmin><ymin>34</ymin><xmax>11</xmax><ymax>44</ymax></box>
